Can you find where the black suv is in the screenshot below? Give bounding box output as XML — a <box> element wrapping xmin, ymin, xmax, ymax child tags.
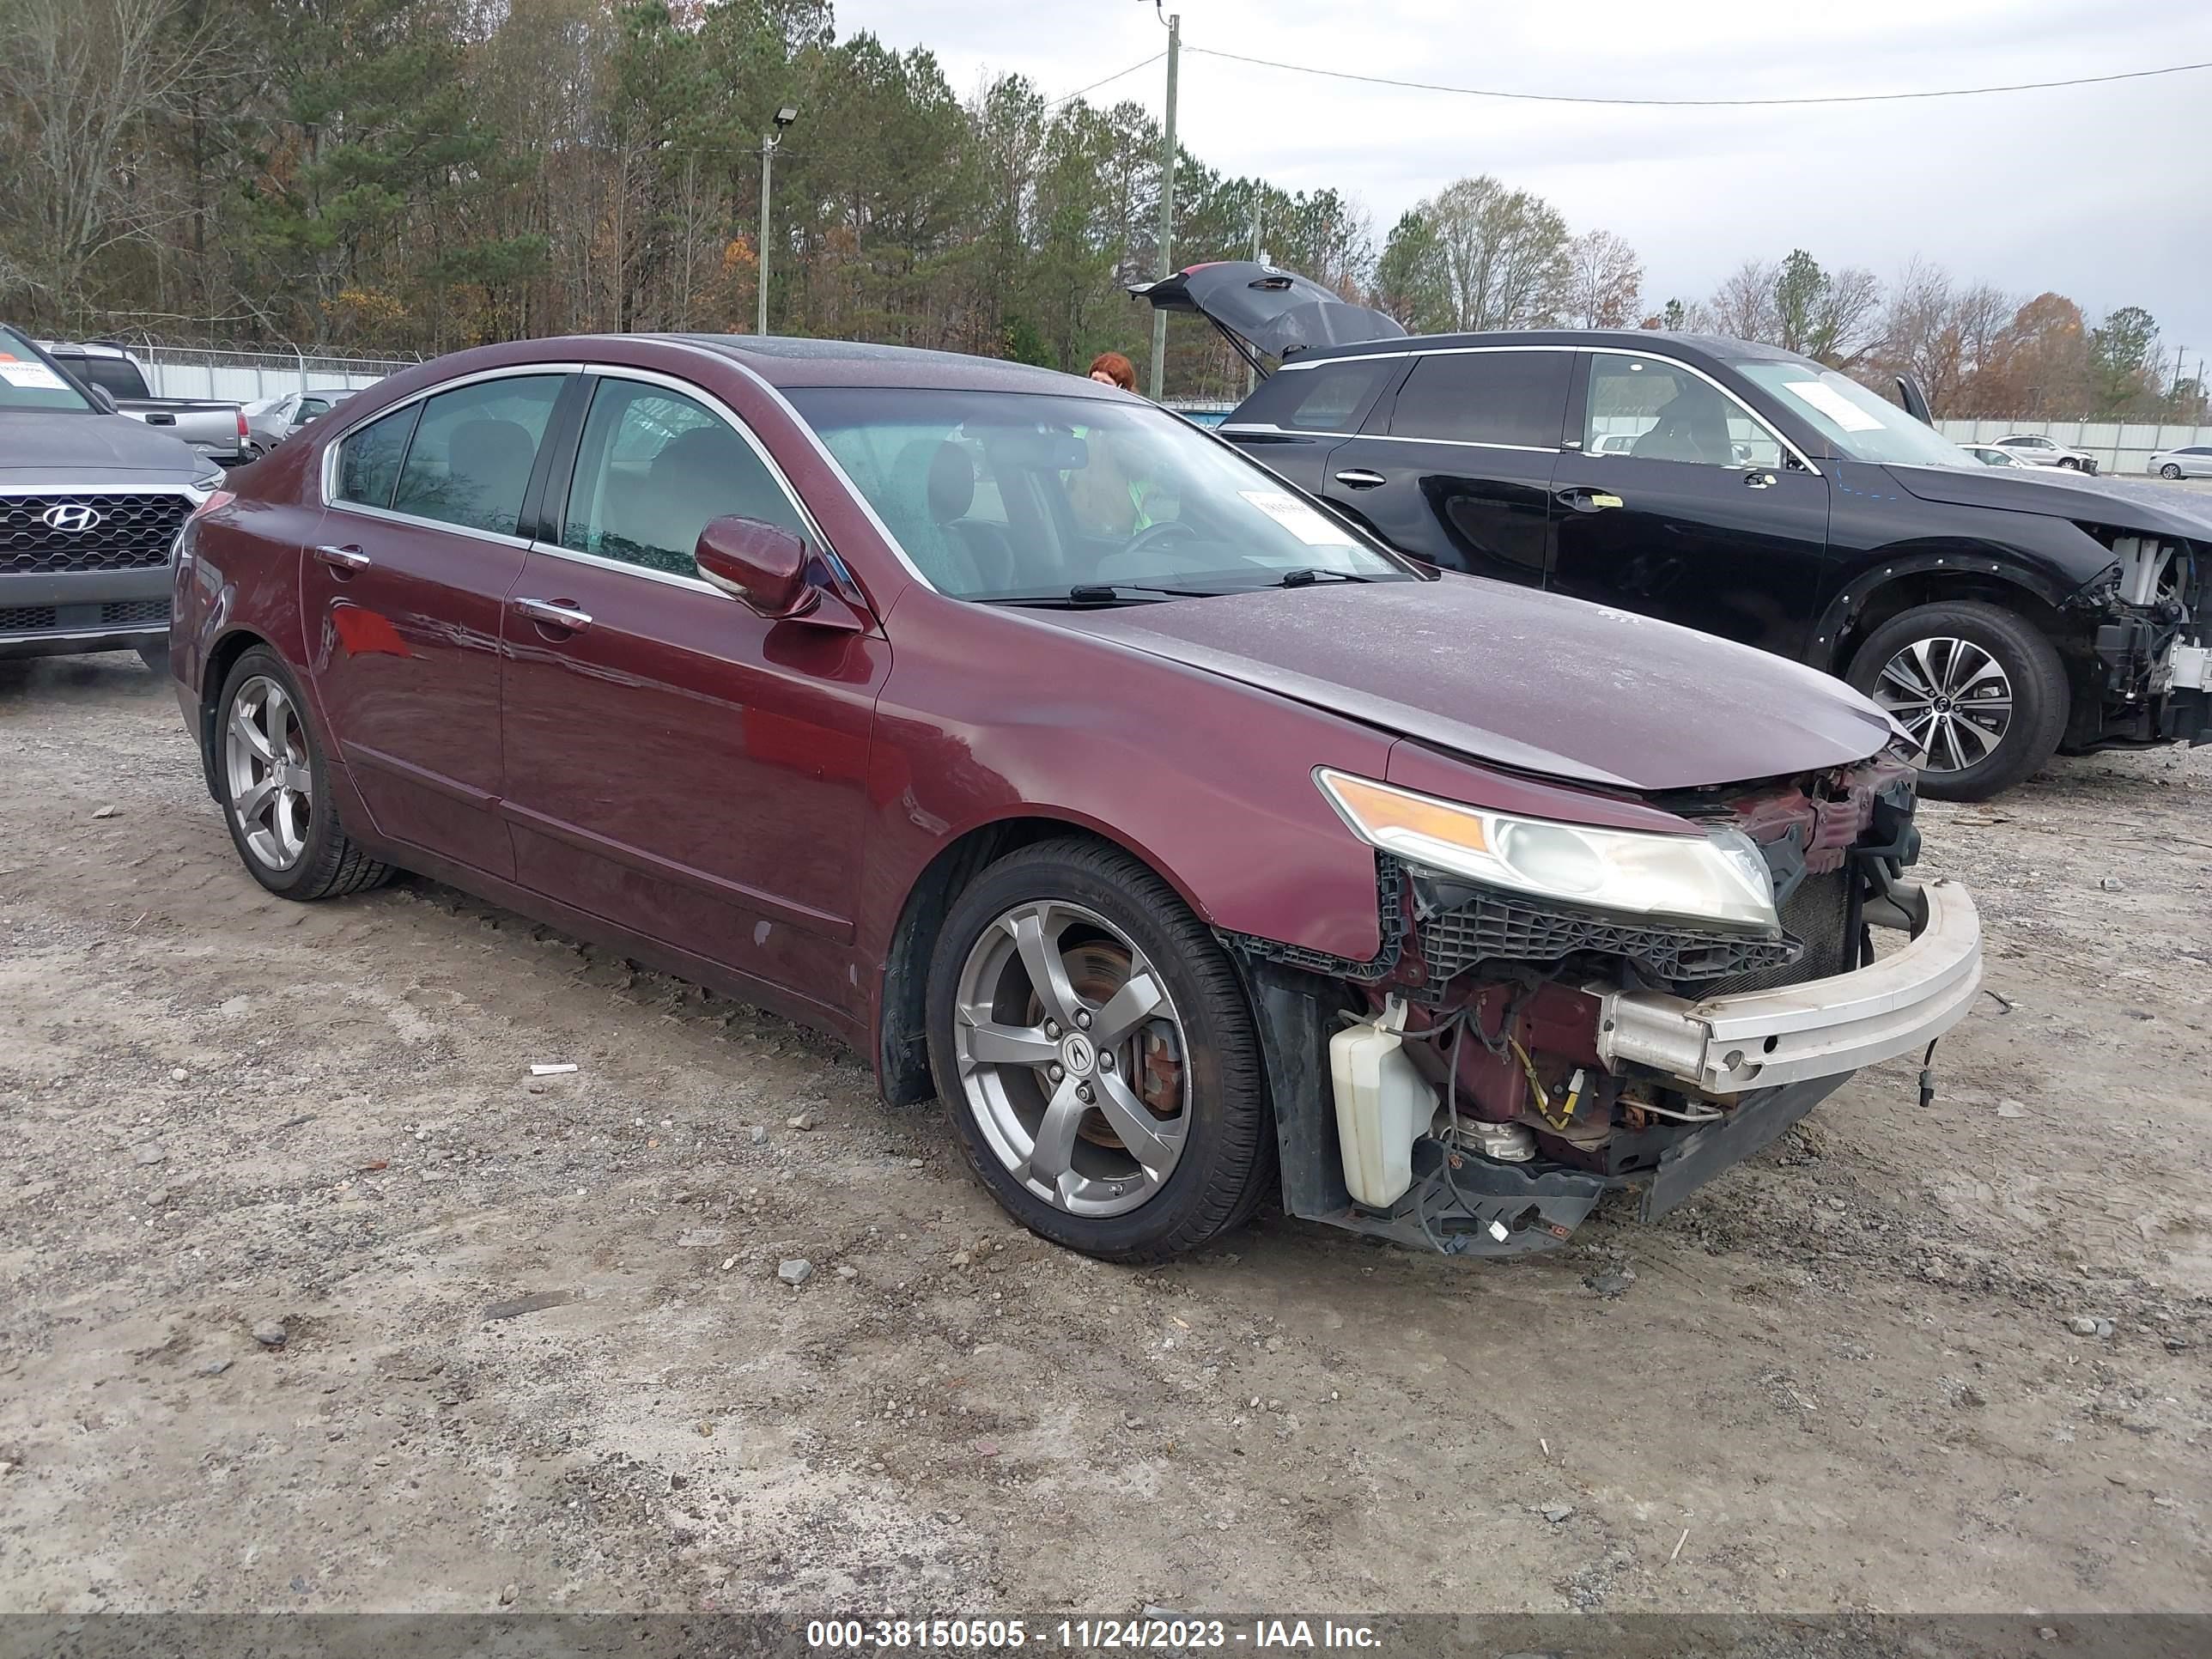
<box><xmin>1139</xmin><ymin>263</ymin><xmax>2209</xmax><ymax>799</ymax></box>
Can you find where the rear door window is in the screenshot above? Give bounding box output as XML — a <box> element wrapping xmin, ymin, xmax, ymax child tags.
<box><xmin>390</xmin><ymin>375</ymin><xmax>566</xmax><ymax>537</ymax></box>
<box><xmin>68</xmin><ymin>355</ymin><xmax>150</xmax><ymax>399</ymax></box>
<box><xmin>333</xmin><ymin>405</ymin><xmax>422</xmax><ymax>509</ymax></box>
<box><xmin>1387</xmin><ymin>350</ymin><xmax>1571</xmax><ymax>449</ymax></box>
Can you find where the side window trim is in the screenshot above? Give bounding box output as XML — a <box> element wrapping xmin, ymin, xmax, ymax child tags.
<box><xmin>1583</xmin><ymin>347</ymin><xmax>1817</xmax><ymax>477</ymax></box>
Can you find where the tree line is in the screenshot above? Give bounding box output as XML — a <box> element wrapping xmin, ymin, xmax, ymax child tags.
<box><xmin>2</xmin><ymin>0</ymin><xmax>2200</xmax><ymax>420</ymax></box>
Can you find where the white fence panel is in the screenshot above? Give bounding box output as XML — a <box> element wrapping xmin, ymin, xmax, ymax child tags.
<box><xmin>1935</xmin><ymin>418</ymin><xmax>2212</xmax><ymax>476</ymax></box>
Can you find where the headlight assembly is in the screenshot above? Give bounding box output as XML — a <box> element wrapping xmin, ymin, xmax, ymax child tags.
<box><xmin>1316</xmin><ymin>768</ymin><xmax>1779</xmax><ymax>934</ymax></box>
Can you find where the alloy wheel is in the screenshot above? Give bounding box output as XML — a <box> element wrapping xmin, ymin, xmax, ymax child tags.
<box><xmin>2161</xmin><ymin>464</ymin><xmax>2182</xmax><ymax>480</ymax></box>
<box><xmin>1872</xmin><ymin>635</ymin><xmax>2014</xmax><ymax>776</ymax></box>
<box><xmin>951</xmin><ymin>898</ymin><xmax>1190</xmax><ymax>1218</ymax></box>
<box><xmin>224</xmin><ymin>675</ymin><xmax>313</xmax><ymax>870</ymax></box>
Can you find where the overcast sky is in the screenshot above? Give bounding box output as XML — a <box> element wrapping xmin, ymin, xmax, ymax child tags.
<box><xmin>838</xmin><ymin>0</ymin><xmax>2212</xmax><ymax>373</ymax></box>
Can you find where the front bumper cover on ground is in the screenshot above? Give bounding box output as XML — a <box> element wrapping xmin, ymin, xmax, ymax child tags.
<box><xmin>1593</xmin><ymin>878</ymin><xmax>1981</xmax><ymax>1095</ymax></box>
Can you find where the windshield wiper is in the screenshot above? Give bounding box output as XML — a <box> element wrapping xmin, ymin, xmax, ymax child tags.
<box><xmin>975</xmin><ymin>584</ymin><xmax>1195</xmax><ymax>608</ymax></box>
<box><xmin>1274</xmin><ymin>567</ymin><xmax>1373</xmax><ymax>586</ymax></box>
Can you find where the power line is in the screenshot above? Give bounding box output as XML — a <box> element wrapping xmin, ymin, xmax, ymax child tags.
<box><xmin>1049</xmin><ymin>52</ymin><xmax>1164</xmax><ymax>107</ymax></box>
<box><xmin>1182</xmin><ymin>44</ymin><xmax>2212</xmax><ymax>109</ymax></box>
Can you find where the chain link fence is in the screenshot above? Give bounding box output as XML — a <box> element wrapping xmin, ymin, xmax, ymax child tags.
<box><xmin>113</xmin><ymin>341</ymin><xmax>420</xmax><ymax>405</ymax></box>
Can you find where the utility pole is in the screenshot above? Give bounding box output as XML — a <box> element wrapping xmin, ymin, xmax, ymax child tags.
<box><xmin>2173</xmin><ymin>342</ymin><xmax>2189</xmax><ymax>401</ymax></box>
<box><xmin>1147</xmin><ymin>12</ymin><xmax>1180</xmax><ymax>401</ymax></box>
<box><xmin>758</xmin><ymin>106</ymin><xmax>798</xmax><ymax>337</ymax></box>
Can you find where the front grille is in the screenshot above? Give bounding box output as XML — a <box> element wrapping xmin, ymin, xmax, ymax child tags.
<box><xmin>101</xmin><ymin>599</ymin><xmax>169</xmax><ymax>626</ymax></box>
<box><xmin>1705</xmin><ymin>869</ymin><xmax>1855</xmax><ymax>994</ymax></box>
<box><xmin>1414</xmin><ymin>882</ymin><xmax>1803</xmax><ymax>990</ymax></box>
<box><xmin>1</xmin><ymin>604</ymin><xmax>59</xmax><ymax>632</ymax></box>
<box><xmin>1</xmin><ymin>494</ymin><xmax>190</xmax><ymax>574</ymax></box>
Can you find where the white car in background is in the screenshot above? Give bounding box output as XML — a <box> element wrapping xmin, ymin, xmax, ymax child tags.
<box><xmin>1991</xmin><ymin>434</ymin><xmax>2099</xmax><ymax>472</ymax></box>
<box><xmin>1960</xmin><ymin>443</ymin><xmax>2033</xmax><ymax>469</ymax></box>
<box><xmin>2146</xmin><ymin>444</ymin><xmax>2212</xmax><ymax>480</ymax></box>
<box><xmin>242</xmin><ymin>388</ymin><xmax>355</xmax><ymax>457</ymax></box>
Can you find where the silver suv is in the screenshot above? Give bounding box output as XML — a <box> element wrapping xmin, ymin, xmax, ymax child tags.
<box><xmin>1992</xmin><ymin>434</ymin><xmax>2099</xmax><ymax>473</ymax></box>
<box><xmin>2</xmin><ymin>325</ymin><xmax>222</xmax><ymax>667</ymax></box>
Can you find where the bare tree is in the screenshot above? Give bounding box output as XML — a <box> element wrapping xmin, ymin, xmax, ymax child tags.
<box><xmin>1561</xmin><ymin>229</ymin><xmax>1642</xmax><ymax>328</ymax></box>
<box><xmin>1705</xmin><ymin>258</ymin><xmax>1778</xmax><ymax>341</ymax></box>
<box><xmin>1422</xmin><ymin>174</ymin><xmax>1569</xmax><ymax>331</ymax></box>
<box><xmin>1</xmin><ymin>0</ymin><xmax>208</xmax><ymax>319</ymax></box>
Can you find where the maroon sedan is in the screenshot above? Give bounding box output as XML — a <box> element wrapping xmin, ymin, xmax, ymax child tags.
<box><xmin>167</xmin><ymin>335</ymin><xmax>1981</xmax><ymax>1262</ymax></box>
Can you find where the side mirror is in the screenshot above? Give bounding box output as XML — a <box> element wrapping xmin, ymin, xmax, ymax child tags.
<box><xmin>86</xmin><ymin>385</ymin><xmax>118</xmax><ymax>415</ymax></box>
<box><xmin>694</xmin><ymin>515</ymin><xmax>817</xmax><ymax>619</ymax></box>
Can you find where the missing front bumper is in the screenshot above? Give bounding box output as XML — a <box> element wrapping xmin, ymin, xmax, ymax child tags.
<box><xmin>1593</xmin><ymin>878</ymin><xmax>1982</xmax><ymax>1095</ymax></box>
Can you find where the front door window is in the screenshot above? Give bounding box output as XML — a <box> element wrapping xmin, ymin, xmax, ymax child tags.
<box><xmin>1585</xmin><ymin>356</ymin><xmax>1783</xmax><ymax>471</ymax></box>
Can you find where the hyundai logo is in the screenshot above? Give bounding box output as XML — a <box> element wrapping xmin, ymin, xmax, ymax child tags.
<box><xmin>42</xmin><ymin>503</ymin><xmax>105</xmax><ymax>533</ymax></box>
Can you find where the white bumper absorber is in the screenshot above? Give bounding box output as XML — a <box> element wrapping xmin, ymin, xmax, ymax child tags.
<box><xmin>1592</xmin><ymin>879</ymin><xmax>1982</xmax><ymax>1096</ymax></box>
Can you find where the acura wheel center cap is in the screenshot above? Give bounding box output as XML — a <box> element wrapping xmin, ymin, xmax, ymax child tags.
<box><xmin>1060</xmin><ymin>1033</ymin><xmax>1096</xmax><ymax>1076</ymax></box>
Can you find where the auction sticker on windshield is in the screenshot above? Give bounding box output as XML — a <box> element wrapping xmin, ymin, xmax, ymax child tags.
<box><xmin>0</xmin><ymin>362</ymin><xmax>69</xmax><ymax>391</ymax></box>
<box><xmin>1239</xmin><ymin>489</ymin><xmax>1356</xmax><ymax>545</ymax></box>
<box><xmin>1778</xmin><ymin>378</ymin><xmax>1883</xmax><ymax>432</ymax></box>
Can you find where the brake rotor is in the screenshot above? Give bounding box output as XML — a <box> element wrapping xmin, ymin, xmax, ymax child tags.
<box><xmin>1030</xmin><ymin>940</ymin><xmax>1184</xmax><ymax>1149</ymax></box>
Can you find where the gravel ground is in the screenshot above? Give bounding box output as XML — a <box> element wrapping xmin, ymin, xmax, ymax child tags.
<box><xmin>0</xmin><ymin>653</ymin><xmax>2206</xmax><ymax>1617</ymax></box>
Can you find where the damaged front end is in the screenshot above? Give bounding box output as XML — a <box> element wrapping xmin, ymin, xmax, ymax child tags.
<box><xmin>1226</xmin><ymin>749</ymin><xmax>1982</xmax><ymax>1257</ymax></box>
<box><xmin>2067</xmin><ymin>532</ymin><xmax>2210</xmax><ymax>750</ymax></box>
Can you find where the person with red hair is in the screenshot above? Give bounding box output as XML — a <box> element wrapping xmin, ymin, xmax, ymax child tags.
<box><xmin>1087</xmin><ymin>351</ymin><xmax>1138</xmax><ymax>392</ymax></box>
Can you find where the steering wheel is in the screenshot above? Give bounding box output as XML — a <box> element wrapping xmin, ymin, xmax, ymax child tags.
<box><xmin>1122</xmin><ymin>519</ymin><xmax>1200</xmax><ymax>561</ymax></box>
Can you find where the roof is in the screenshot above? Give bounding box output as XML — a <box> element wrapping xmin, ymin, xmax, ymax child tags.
<box><xmin>666</xmin><ymin>334</ymin><xmax>1118</xmax><ymax>397</ymax></box>
<box><xmin>1279</xmin><ymin>327</ymin><xmax>1821</xmax><ymax>372</ymax></box>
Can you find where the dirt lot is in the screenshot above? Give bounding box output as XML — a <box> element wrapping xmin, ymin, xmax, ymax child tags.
<box><xmin>1</xmin><ymin>653</ymin><xmax>2207</xmax><ymax>1618</ymax></box>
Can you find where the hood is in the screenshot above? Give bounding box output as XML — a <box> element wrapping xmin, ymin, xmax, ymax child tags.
<box><xmin>0</xmin><ymin>409</ymin><xmax>210</xmax><ymax>479</ymax></box>
<box><xmin>1037</xmin><ymin>575</ymin><xmax>1895</xmax><ymax>793</ymax></box>
<box><xmin>1133</xmin><ymin>261</ymin><xmax>1406</xmax><ymax>360</ymax></box>
<box><xmin>1884</xmin><ymin>461</ymin><xmax>2212</xmax><ymax>539</ymax></box>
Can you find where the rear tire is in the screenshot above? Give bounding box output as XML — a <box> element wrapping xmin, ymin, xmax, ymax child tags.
<box><xmin>1847</xmin><ymin>600</ymin><xmax>2068</xmax><ymax>802</ymax></box>
<box><xmin>215</xmin><ymin>647</ymin><xmax>392</xmax><ymax>900</ymax></box>
<box><xmin>926</xmin><ymin>838</ymin><xmax>1274</xmax><ymax>1263</ymax></box>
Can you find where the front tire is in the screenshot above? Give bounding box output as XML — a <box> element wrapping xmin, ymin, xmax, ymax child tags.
<box><xmin>215</xmin><ymin>647</ymin><xmax>392</xmax><ymax>900</ymax></box>
<box><xmin>1847</xmin><ymin>600</ymin><xmax>2069</xmax><ymax>802</ymax></box>
<box><xmin>2057</xmin><ymin>456</ymin><xmax>2080</xmax><ymax>470</ymax></box>
<box><xmin>136</xmin><ymin>641</ymin><xmax>171</xmax><ymax>676</ymax></box>
<box><xmin>926</xmin><ymin>839</ymin><xmax>1274</xmax><ymax>1262</ymax></box>
<box><xmin>2160</xmin><ymin>463</ymin><xmax>2183</xmax><ymax>480</ymax></box>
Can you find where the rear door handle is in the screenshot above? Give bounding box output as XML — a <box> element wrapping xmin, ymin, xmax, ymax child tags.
<box><xmin>1333</xmin><ymin>469</ymin><xmax>1388</xmax><ymax>489</ymax></box>
<box><xmin>313</xmin><ymin>543</ymin><xmax>370</xmax><ymax>572</ymax></box>
<box><xmin>1555</xmin><ymin>487</ymin><xmax>1624</xmax><ymax>513</ymax></box>
<box><xmin>514</xmin><ymin>596</ymin><xmax>593</xmax><ymax>634</ymax></box>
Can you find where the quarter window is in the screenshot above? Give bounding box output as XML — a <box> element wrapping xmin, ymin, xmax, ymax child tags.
<box><xmin>1584</xmin><ymin>356</ymin><xmax>1782</xmax><ymax>470</ymax></box>
<box><xmin>1231</xmin><ymin>358</ymin><xmax>1395</xmax><ymax>433</ymax></box>
<box><xmin>389</xmin><ymin>374</ymin><xmax>565</xmax><ymax>536</ymax></box>
<box><xmin>1388</xmin><ymin>350</ymin><xmax>1571</xmax><ymax>448</ymax></box>
<box><xmin>334</xmin><ymin>405</ymin><xmax>422</xmax><ymax>509</ymax></box>
<box><xmin>561</xmin><ymin>379</ymin><xmax>805</xmax><ymax>578</ymax></box>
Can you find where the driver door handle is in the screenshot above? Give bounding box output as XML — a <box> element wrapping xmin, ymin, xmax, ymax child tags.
<box><xmin>513</xmin><ymin>596</ymin><xmax>593</xmax><ymax>634</ymax></box>
<box><xmin>1333</xmin><ymin>469</ymin><xmax>1387</xmax><ymax>489</ymax></box>
<box><xmin>1555</xmin><ymin>486</ymin><xmax>1624</xmax><ymax>513</ymax></box>
<box><xmin>313</xmin><ymin>544</ymin><xmax>371</xmax><ymax>572</ymax></box>
<box><xmin>1743</xmin><ymin>470</ymin><xmax>1778</xmax><ymax>489</ymax></box>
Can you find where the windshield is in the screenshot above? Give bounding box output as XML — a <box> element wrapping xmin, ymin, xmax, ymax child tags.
<box><xmin>0</xmin><ymin>327</ymin><xmax>93</xmax><ymax>412</ymax></box>
<box><xmin>1730</xmin><ymin>361</ymin><xmax>1966</xmax><ymax>468</ymax></box>
<box><xmin>786</xmin><ymin>386</ymin><xmax>1414</xmax><ymax>600</ymax></box>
